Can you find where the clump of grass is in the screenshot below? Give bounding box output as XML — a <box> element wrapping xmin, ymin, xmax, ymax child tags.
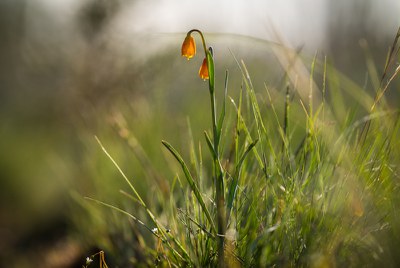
<box><xmin>82</xmin><ymin>27</ymin><xmax>400</xmax><ymax>267</ymax></box>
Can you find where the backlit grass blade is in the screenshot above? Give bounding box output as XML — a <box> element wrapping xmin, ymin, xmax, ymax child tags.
<box><xmin>94</xmin><ymin>136</ymin><xmax>156</xmax><ymax>223</ymax></box>
<box><xmin>226</xmin><ymin>139</ymin><xmax>258</xmax><ymax>222</ymax></box>
<box><xmin>85</xmin><ymin>197</ymin><xmax>190</xmax><ymax>264</ymax></box>
<box><xmin>162</xmin><ymin>140</ymin><xmax>216</xmax><ymax>234</ymax></box>
<box><xmin>217</xmin><ymin>70</ymin><xmax>229</xmax><ymax>144</ymax></box>
<box><xmin>204</xmin><ymin>131</ymin><xmax>217</xmax><ymax>160</ymax></box>
<box><xmin>207</xmin><ymin>49</ymin><xmax>215</xmax><ymax>91</ymax></box>
<box><xmin>94</xmin><ymin>137</ymin><xmax>192</xmax><ymax>263</ymax></box>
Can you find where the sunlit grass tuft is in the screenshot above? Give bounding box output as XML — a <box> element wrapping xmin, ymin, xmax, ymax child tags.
<box><xmin>79</xmin><ymin>28</ymin><xmax>400</xmax><ymax>267</ymax></box>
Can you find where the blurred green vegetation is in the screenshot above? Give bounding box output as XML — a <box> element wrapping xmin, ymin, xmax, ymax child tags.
<box><xmin>1</xmin><ymin>1</ymin><xmax>399</xmax><ymax>267</ymax></box>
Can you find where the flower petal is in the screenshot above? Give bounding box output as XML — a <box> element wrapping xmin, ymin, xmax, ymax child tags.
<box><xmin>181</xmin><ymin>34</ymin><xmax>196</xmax><ymax>60</ymax></box>
<box><xmin>199</xmin><ymin>57</ymin><xmax>209</xmax><ymax>80</ymax></box>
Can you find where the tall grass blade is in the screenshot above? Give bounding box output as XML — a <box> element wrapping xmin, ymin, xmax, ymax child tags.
<box><xmin>217</xmin><ymin>70</ymin><xmax>229</xmax><ymax>144</ymax></box>
<box><xmin>162</xmin><ymin>140</ymin><xmax>216</xmax><ymax>234</ymax></box>
<box><xmin>226</xmin><ymin>139</ymin><xmax>258</xmax><ymax>222</ymax></box>
<box><xmin>94</xmin><ymin>136</ymin><xmax>156</xmax><ymax>223</ymax></box>
<box><xmin>94</xmin><ymin>137</ymin><xmax>192</xmax><ymax>263</ymax></box>
<box><xmin>204</xmin><ymin>131</ymin><xmax>218</xmax><ymax>160</ymax></box>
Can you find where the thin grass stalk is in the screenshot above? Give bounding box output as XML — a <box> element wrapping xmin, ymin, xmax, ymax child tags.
<box><xmin>94</xmin><ymin>137</ymin><xmax>191</xmax><ymax>263</ymax></box>
<box><xmin>206</xmin><ymin>47</ymin><xmax>226</xmax><ymax>268</ymax></box>
<box><xmin>359</xmin><ymin>27</ymin><xmax>400</xmax><ymax>145</ymax></box>
<box><xmin>180</xmin><ymin>29</ymin><xmax>226</xmax><ymax>266</ymax></box>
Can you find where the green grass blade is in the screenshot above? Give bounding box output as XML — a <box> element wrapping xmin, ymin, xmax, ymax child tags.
<box><xmin>207</xmin><ymin>49</ymin><xmax>215</xmax><ymax>91</ymax></box>
<box><xmin>95</xmin><ymin>136</ymin><xmax>159</xmax><ymax>225</ymax></box>
<box><xmin>95</xmin><ymin>136</ymin><xmax>146</xmax><ymax>207</ymax></box>
<box><xmin>95</xmin><ymin>136</ymin><xmax>193</xmax><ymax>263</ymax></box>
<box><xmin>85</xmin><ymin>197</ymin><xmax>190</xmax><ymax>263</ymax></box>
<box><xmin>162</xmin><ymin>140</ymin><xmax>217</xmax><ymax>234</ymax></box>
<box><xmin>85</xmin><ymin>197</ymin><xmax>153</xmax><ymax>233</ymax></box>
<box><xmin>226</xmin><ymin>139</ymin><xmax>258</xmax><ymax>221</ymax></box>
<box><xmin>204</xmin><ymin>131</ymin><xmax>218</xmax><ymax>160</ymax></box>
<box><xmin>217</xmin><ymin>70</ymin><xmax>229</xmax><ymax>144</ymax></box>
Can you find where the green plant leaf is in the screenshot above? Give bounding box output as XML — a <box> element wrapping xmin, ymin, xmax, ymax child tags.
<box><xmin>162</xmin><ymin>140</ymin><xmax>216</xmax><ymax>234</ymax></box>
<box><xmin>226</xmin><ymin>139</ymin><xmax>258</xmax><ymax>221</ymax></box>
<box><xmin>217</xmin><ymin>70</ymin><xmax>229</xmax><ymax>145</ymax></box>
<box><xmin>204</xmin><ymin>130</ymin><xmax>217</xmax><ymax>160</ymax></box>
<box><xmin>207</xmin><ymin>49</ymin><xmax>215</xmax><ymax>92</ymax></box>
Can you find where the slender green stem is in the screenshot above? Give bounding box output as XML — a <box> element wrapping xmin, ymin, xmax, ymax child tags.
<box><xmin>208</xmin><ymin>45</ymin><xmax>226</xmax><ymax>268</ymax></box>
<box><xmin>188</xmin><ymin>29</ymin><xmax>208</xmax><ymax>57</ymax></box>
<box><xmin>189</xmin><ymin>28</ymin><xmax>225</xmax><ymax>267</ymax></box>
<box><xmin>211</xmin><ymin>86</ymin><xmax>226</xmax><ymax>268</ymax></box>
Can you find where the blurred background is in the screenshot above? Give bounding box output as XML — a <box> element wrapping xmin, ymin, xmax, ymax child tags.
<box><xmin>0</xmin><ymin>0</ymin><xmax>399</xmax><ymax>266</ymax></box>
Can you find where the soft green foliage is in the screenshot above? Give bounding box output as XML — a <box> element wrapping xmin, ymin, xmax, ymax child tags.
<box><xmin>81</xmin><ymin>29</ymin><xmax>400</xmax><ymax>267</ymax></box>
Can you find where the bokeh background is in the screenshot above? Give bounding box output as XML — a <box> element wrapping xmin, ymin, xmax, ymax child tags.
<box><xmin>1</xmin><ymin>0</ymin><xmax>399</xmax><ymax>266</ymax></box>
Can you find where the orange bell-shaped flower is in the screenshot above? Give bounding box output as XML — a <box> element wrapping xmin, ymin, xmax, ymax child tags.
<box><xmin>199</xmin><ymin>57</ymin><xmax>209</xmax><ymax>80</ymax></box>
<box><xmin>181</xmin><ymin>34</ymin><xmax>196</xmax><ymax>60</ymax></box>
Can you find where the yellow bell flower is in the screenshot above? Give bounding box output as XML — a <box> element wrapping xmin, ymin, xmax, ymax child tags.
<box><xmin>181</xmin><ymin>34</ymin><xmax>196</xmax><ymax>60</ymax></box>
<box><xmin>199</xmin><ymin>57</ymin><xmax>209</xmax><ymax>80</ymax></box>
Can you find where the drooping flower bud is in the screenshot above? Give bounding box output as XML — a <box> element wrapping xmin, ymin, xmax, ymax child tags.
<box><xmin>181</xmin><ymin>34</ymin><xmax>196</xmax><ymax>60</ymax></box>
<box><xmin>199</xmin><ymin>57</ymin><xmax>209</xmax><ymax>80</ymax></box>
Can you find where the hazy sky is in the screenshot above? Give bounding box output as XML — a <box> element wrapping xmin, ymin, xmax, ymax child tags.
<box><xmin>30</xmin><ymin>0</ymin><xmax>400</xmax><ymax>54</ymax></box>
<box><xmin>118</xmin><ymin>0</ymin><xmax>328</xmax><ymax>50</ymax></box>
